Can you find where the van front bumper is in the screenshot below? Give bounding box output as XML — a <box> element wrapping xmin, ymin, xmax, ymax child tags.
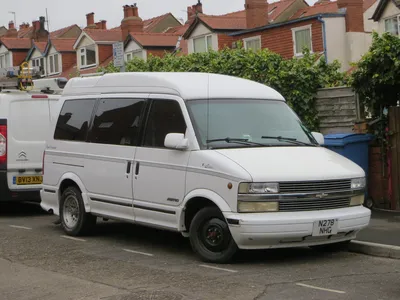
<box><xmin>224</xmin><ymin>206</ymin><xmax>371</xmax><ymax>250</ymax></box>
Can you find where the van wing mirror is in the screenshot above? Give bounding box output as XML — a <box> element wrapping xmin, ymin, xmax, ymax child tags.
<box><xmin>312</xmin><ymin>132</ymin><xmax>324</xmax><ymax>145</ymax></box>
<box><xmin>164</xmin><ymin>133</ymin><xmax>189</xmax><ymax>150</ymax></box>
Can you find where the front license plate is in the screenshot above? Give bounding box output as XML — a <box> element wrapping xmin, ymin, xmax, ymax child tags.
<box><xmin>13</xmin><ymin>176</ymin><xmax>43</xmax><ymax>185</ymax></box>
<box><xmin>312</xmin><ymin>219</ymin><xmax>338</xmax><ymax>236</ymax></box>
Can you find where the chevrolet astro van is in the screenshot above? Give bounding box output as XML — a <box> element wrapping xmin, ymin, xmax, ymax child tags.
<box><xmin>40</xmin><ymin>72</ymin><xmax>371</xmax><ymax>263</ymax></box>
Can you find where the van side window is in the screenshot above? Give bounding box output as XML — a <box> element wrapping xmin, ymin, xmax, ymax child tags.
<box><xmin>88</xmin><ymin>98</ymin><xmax>145</xmax><ymax>146</ymax></box>
<box><xmin>54</xmin><ymin>99</ymin><xmax>96</xmax><ymax>141</ymax></box>
<box><xmin>143</xmin><ymin>100</ymin><xmax>186</xmax><ymax>148</ymax></box>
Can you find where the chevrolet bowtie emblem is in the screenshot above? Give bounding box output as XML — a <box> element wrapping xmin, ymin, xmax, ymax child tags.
<box><xmin>315</xmin><ymin>193</ymin><xmax>329</xmax><ymax>199</ymax></box>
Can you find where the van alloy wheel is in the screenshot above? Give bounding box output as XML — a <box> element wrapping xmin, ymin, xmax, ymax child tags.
<box><xmin>62</xmin><ymin>194</ymin><xmax>80</xmax><ymax>229</ymax></box>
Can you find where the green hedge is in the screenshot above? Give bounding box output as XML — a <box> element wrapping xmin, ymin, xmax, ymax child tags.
<box><xmin>99</xmin><ymin>48</ymin><xmax>346</xmax><ymax>131</ymax></box>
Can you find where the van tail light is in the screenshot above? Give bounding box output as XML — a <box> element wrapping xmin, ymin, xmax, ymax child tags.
<box><xmin>0</xmin><ymin>125</ymin><xmax>7</xmax><ymax>165</ymax></box>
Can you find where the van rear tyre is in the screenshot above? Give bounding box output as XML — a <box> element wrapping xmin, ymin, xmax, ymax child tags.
<box><xmin>189</xmin><ymin>206</ymin><xmax>238</xmax><ymax>263</ymax></box>
<box><xmin>60</xmin><ymin>186</ymin><xmax>96</xmax><ymax>236</ymax></box>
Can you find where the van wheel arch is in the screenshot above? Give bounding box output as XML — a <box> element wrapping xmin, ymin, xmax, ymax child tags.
<box><xmin>184</xmin><ymin>197</ymin><xmax>220</xmax><ymax>232</ymax></box>
<box><xmin>59</xmin><ymin>179</ymin><xmax>81</xmax><ymax>213</ymax></box>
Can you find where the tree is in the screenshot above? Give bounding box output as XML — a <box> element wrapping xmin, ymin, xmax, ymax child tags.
<box><xmin>351</xmin><ymin>32</ymin><xmax>400</xmax><ymax>118</ymax></box>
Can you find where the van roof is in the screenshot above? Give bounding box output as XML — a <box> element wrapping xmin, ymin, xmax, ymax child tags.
<box><xmin>62</xmin><ymin>72</ymin><xmax>285</xmax><ymax>101</ymax></box>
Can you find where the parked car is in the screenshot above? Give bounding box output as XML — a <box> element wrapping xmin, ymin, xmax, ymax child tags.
<box><xmin>0</xmin><ymin>78</ymin><xmax>63</xmax><ymax>202</ymax></box>
<box><xmin>40</xmin><ymin>72</ymin><xmax>371</xmax><ymax>263</ymax></box>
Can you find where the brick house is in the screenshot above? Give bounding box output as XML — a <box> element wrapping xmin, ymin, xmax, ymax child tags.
<box><xmin>184</xmin><ymin>0</ymin><xmax>378</xmax><ymax>71</ymax></box>
<box><xmin>73</xmin><ymin>5</ymin><xmax>183</xmax><ymax>73</ymax></box>
<box><xmin>371</xmin><ymin>0</ymin><xmax>400</xmax><ymax>34</ymax></box>
<box><xmin>0</xmin><ymin>38</ymin><xmax>31</xmax><ymax>69</ymax></box>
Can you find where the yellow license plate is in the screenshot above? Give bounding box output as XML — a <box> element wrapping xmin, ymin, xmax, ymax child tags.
<box><xmin>15</xmin><ymin>176</ymin><xmax>43</xmax><ymax>185</ymax></box>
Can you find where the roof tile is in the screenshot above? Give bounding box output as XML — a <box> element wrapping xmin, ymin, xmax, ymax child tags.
<box><xmin>50</xmin><ymin>24</ymin><xmax>80</xmax><ymax>38</ymax></box>
<box><xmin>51</xmin><ymin>38</ymin><xmax>77</xmax><ymax>52</ymax></box>
<box><xmin>84</xmin><ymin>29</ymin><xmax>122</xmax><ymax>43</ymax></box>
<box><xmin>0</xmin><ymin>38</ymin><xmax>32</xmax><ymax>50</ymax></box>
<box><xmin>130</xmin><ymin>32</ymin><xmax>180</xmax><ymax>47</ymax></box>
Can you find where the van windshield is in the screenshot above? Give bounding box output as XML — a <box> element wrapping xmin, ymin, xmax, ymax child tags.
<box><xmin>186</xmin><ymin>99</ymin><xmax>318</xmax><ymax>149</ymax></box>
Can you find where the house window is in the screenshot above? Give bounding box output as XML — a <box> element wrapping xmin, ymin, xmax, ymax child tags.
<box><xmin>244</xmin><ymin>36</ymin><xmax>261</xmax><ymax>51</ymax></box>
<box><xmin>384</xmin><ymin>16</ymin><xmax>400</xmax><ymax>36</ymax></box>
<box><xmin>80</xmin><ymin>45</ymin><xmax>96</xmax><ymax>68</ymax></box>
<box><xmin>193</xmin><ymin>35</ymin><xmax>213</xmax><ymax>53</ymax></box>
<box><xmin>126</xmin><ymin>50</ymin><xmax>143</xmax><ymax>61</ymax></box>
<box><xmin>48</xmin><ymin>54</ymin><xmax>60</xmax><ymax>74</ymax></box>
<box><xmin>292</xmin><ymin>25</ymin><xmax>312</xmax><ymax>56</ymax></box>
<box><xmin>32</xmin><ymin>57</ymin><xmax>45</xmax><ymax>75</ymax></box>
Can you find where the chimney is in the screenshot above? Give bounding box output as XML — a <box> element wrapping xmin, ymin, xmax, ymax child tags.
<box><xmin>245</xmin><ymin>0</ymin><xmax>269</xmax><ymax>29</ymax></box>
<box><xmin>186</xmin><ymin>1</ymin><xmax>203</xmax><ymax>24</ymax></box>
<box><xmin>86</xmin><ymin>12</ymin><xmax>96</xmax><ymax>28</ymax></box>
<box><xmin>5</xmin><ymin>21</ymin><xmax>17</xmax><ymax>37</ymax></box>
<box><xmin>32</xmin><ymin>16</ymin><xmax>49</xmax><ymax>42</ymax></box>
<box><xmin>337</xmin><ymin>0</ymin><xmax>364</xmax><ymax>32</ymax></box>
<box><xmin>20</xmin><ymin>22</ymin><xmax>30</xmax><ymax>29</ymax></box>
<box><xmin>121</xmin><ymin>4</ymin><xmax>143</xmax><ymax>40</ymax></box>
<box><xmin>32</xmin><ymin>20</ymin><xmax>40</xmax><ymax>31</ymax></box>
<box><xmin>95</xmin><ymin>20</ymin><xmax>107</xmax><ymax>30</ymax></box>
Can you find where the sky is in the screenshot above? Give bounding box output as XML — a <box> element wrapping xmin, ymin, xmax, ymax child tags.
<box><xmin>1</xmin><ymin>0</ymin><xmax>317</xmax><ymax>32</ymax></box>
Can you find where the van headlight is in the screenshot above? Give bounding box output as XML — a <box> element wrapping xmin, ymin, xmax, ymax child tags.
<box><xmin>238</xmin><ymin>201</ymin><xmax>279</xmax><ymax>213</ymax></box>
<box><xmin>351</xmin><ymin>178</ymin><xmax>366</xmax><ymax>189</ymax></box>
<box><xmin>238</xmin><ymin>182</ymin><xmax>279</xmax><ymax>194</ymax></box>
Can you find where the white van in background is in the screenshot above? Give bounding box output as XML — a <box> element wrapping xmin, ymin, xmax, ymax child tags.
<box><xmin>41</xmin><ymin>73</ymin><xmax>371</xmax><ymax>263</ymax></box>
<box><xmin>0</xmin><ymin>78</ymin><xmax>65</xmax><ymax>202</ymax></box>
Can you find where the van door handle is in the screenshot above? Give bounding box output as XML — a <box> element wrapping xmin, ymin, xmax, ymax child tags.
<box><xmin>135</xmin><ymin>162</ymin><xmax>140</xmax><ymax>175</ymax></box>
<box><xmin>126</xmin><ymin>161</ymin><xmax>132</xmax><ymax>174</ymax></box>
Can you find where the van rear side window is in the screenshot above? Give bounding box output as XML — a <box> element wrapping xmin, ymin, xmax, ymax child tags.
<box><xmin>54</xmin><ymin>99</ymin><xmax>96</xmax><ymax>141</ymax></box>
<box><xmin>88</xmin><ymin>98</ymin><xmax>145</xmax><ymax>146</ymax></box>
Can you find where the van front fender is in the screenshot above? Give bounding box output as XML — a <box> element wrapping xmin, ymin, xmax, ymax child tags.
<box><xmin>178</xmin><ymin>189</ymin><xmax>233</xmax><ymax>231</ymax></box>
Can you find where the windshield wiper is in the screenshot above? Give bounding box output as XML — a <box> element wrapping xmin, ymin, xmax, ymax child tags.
<box><xmin>206</xmin><ymin>137</ymin><xmax>267</xmax><ymax>147</ymax></box>
<box><xmin>261</xmin><ymin>136</ymin><xmax>316</xmax><ymax>146</ymax></box>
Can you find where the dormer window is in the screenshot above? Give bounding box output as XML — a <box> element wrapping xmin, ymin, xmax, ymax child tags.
<box><xmin>80</xmin><ymin>45</ymin><xmax>96</xmax><ymax>68</ymax></box>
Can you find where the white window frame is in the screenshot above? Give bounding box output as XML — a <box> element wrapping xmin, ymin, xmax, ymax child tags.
<box><xmin>0</xmin><ymin>54</ymin><xmax>8</xmax><ymax>68</ymax></box>
<box><xmin>125</xmin><ymin>50</ymin><xmax>143</xmax><ymax>61</ymax></box>
<box><xmin>384</xmin><ymin>15</ymin><xmax>400</xmax><ymax>36</ymax></box>
<box><xmin>79</xmin><ymin>46</ymin><xmax>97</xmax><ymax>69</ymax></box>
<box><xmin>48</xmin><ymin>53</ymin><xmax>60</xmax><ymax>75</ymax></box>
<box><xmin>243</xmin><ymin>36</ymin><xmax>262</xmax><ymax>51</ymax></box>
<box><xmin>193</xmin><ymin>34</ymin><xmax>213</xmax><ymax>53</ymax></box>
<box><xmin>292</xmin><ymin>25</ymin><xmax>313</xmax><ymax>57</ymax></box>
<box><xmin>32</xmin><ymin>57</ymin><xmax>46</xmax><ymax>75</ymax></box>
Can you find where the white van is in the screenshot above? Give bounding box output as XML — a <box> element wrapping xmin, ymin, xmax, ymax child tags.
<box><xmin>0</xmin><ymin>78</ymin><xmax>64</xmax><ymax>202</ymax></box>
<box><xmin>40</xmin><ymin>73</ymin><xmax>371</xmax><ymax>263</ymax></box>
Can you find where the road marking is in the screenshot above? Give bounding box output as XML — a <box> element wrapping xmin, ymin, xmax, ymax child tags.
<box><xmin>61</xmin><ymin>235</ymin><xmax>86</xmax><ymax>242</ymax></box>
<box><xmin>123</xmin><ymin>249</ymin><xmax>154</xmax><ymax>257</ymax></box>
<box><xmin>199</xmin><ymin>264</ymin><xmax>238</xmax><ymax>273</ymax></box>
<box><xmin>9</xmin><ymin>225</ymin><xmax>32</xmax><ymax>230</ymax></box>
<box><xmin>296</xmin><ymin>283</ymin><xmax>346</xmax><ymax>294</ymax></box>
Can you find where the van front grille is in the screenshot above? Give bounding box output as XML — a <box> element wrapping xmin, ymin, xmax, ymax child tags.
<box><xmin>279</xmin><ymin>197</ymin><xmax>350</xmax><ymax>212</ymax></box>
<box><xmin>279</xmin><ymin>179</ymin><xmax>351</xmax><ymax>193</ymax></box>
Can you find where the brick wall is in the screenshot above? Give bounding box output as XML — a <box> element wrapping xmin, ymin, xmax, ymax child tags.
<box><xmin>227</xmin><ymin>19</ymin><xmax>324</xmax><ymax>59</ymax></box>
<box><xmin>218</xmin><ymin>35</ymin><xmax>237</xmax><ymax>50</ymax></box>
<box><xmin>61</xmin><ymin>52</ymin><xmax>76</xmax><ymax>71</ymax></box>
<box><xmin>12</xmin><ymin>50</ymin><xmax>29</xmax><ymax>66</ymax></box>
<box><xmin>98</xmin><ymin>45</ymin><xmax>113</xmax><ymax>64</ymax></box>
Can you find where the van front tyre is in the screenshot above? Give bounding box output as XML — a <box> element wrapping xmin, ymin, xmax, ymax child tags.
<box><xmin>60</xmin><ymin>186</ymin><xmax>96</xmax><ymax>236</ymax></box>
<box><xmin>189</xmin><ymin>207</ymin><xmax>238</xmax><ymax>263</ymax></box>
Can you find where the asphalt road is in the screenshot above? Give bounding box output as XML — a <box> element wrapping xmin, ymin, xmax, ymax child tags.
<box><xmin>0</xmin><ymin>202</ymin><xmax>399</xmax><ymax>300</ymax></box>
